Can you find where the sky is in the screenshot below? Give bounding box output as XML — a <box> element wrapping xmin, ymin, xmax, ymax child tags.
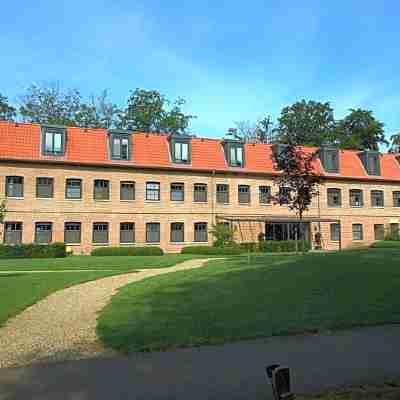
<box><xmin>1</xmin><ymin>0</ymin><xmax>400</xmax><ymax>142</ymax></box>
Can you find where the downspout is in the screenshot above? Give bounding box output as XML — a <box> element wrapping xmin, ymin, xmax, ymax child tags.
<box><xmin>211</xmin><ymin>170</ymin><xmax>216</xmax><ymax>226</ymax></box>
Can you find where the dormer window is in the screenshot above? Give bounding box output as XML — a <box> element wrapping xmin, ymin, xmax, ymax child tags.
<box><xmin>319</xmin><ymin>146</ymin><xmax>339</xmax><ymax>173</ymax></box>
<box><xmin>41</xmin><ymin>125</ymin><xmax>66</xmax><ymax>156</ymax></box>
<box><xmin>170</xmin><ymin>135</ymin><xmax>191</xmax><ymax>164</ymax></box>
<box><xmin>109</xmin><ymin>130</ymin><xmax>131</xmax><ymax>160</ymax></box>
<box><xmin>359</xmin><ymin>150</ymin><xmax>380</xmax><ymax>176</ymax></box>
<box><xmin>223</xmin><ymin>141</ymin><xmax>245</xmax><ymax>167</ymax></box>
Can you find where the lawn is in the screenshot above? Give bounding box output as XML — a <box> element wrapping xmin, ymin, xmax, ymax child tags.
<box><xmin>97</xmin><ymin>248</ymin><xmax>400</xmax><ymax>353</ymax></box>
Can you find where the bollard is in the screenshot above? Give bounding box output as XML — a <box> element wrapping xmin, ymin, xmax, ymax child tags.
<box><xmin>265</xmin><ymin>364</ymin><xmax>294</xmax><ymax>399</ymax></box>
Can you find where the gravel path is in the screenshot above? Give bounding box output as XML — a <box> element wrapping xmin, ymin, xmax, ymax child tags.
<box><xmin>0</xmin><ymin>258</ymin><xmax>216</xmax><ymax>369</ymax></box>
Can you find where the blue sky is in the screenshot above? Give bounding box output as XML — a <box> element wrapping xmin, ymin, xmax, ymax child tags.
<box><xmin>1</xmin><ymin>0</ymin><xmax>400</xmax><ymax>142</ymax></box>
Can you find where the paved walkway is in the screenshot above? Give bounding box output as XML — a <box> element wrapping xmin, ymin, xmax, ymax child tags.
<box><xmin>0</xmin><ymin>324</ymin><xmax>399</xmax><ymax>400</ymax></box>
<box><xmin>0</xmin><ymin>258</ymin><xmax>215</xmax><ymax>369</ymax></box>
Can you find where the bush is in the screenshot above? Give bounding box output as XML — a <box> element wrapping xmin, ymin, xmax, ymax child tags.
<box><xmin>181</xmin><ymin>246</ymin><xmax>244</xmax><ymax>255</ymax></box>
<box><xmin>259</xmin><ymin>240</ymin><xmax>311</xmax><ymax>253</ymax></box>
<box><xmin>91</xmin><ymin>246</ymin><xmax>164</xmax><ymax>256</ymax></box>
<box><xmin>371</xmin><ymin>240</ymin><xmax>400</xmax><ymax>248</ymax></box>
<box><xmin>0</xmin><ymin>242</ymin><xmax>67</xmax><ymax>259</ymax></box>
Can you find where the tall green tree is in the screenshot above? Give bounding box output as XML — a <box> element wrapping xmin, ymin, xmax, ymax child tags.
<box><xmin>335</xmin><ymin>108</ymin><xmax>387</xmax><ymax>150</ymax></box>
<box><xmin>276</xmin><ymin>100</ymin><xmax>335</xmax><ymax>146</ymax></box>
<box><xmin>0</xmin><ymin>94</ymin><xmax>16</xmax><ymax>121</ymax></box>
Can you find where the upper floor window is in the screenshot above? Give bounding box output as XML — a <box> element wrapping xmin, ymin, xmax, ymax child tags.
<box><xmin>171</xmin><ymin>183</ymin><xmax>185</xmax><ymax>201</ymax></box>
<box><xmin>146</xmin><ymin>182</ymin><xmax>160</xmax><ymax>201</ymax></box>
<box><xmin>120</xmin><ymin>222</ymin><xmax>135</xmax><ymax>244</ymax></box>
<box><xmin>4</xmin><ymin>222</ymin><xmax>22</xmax><ymax>245</ymax></box>
<box><xmin>109</xmin><ymin>131</ymin><xmax>131</xmax><ymax>160</ymax></box>
<box><xmin>224</xmin><ymin>141</ymin><xmax>245</xmax><ymax>167</ymax></box>
<box><xmin>42</xmin><ymin>125</ymin><xmax>66</xmax><ymax>156</ymax></box>
<box><xmin>278</xmin><ymin>187</ymin><xmax>291</xmax><ymax>205</ymax></box>
<box><xmin>371</xmin><ymin>190</ymin><xmax>384</xmax><ymax>207</ymax></box>
<box><xmin>360</xmin><ymin>150</ymin><xmax>381</xmax><ymax>176</ymax></box>
<box><xmin>5</xmin><ymin>176</ymin><xmax>23</xmax><ymax>198</ymax></box>
<box><xmin>173</xmin><ymin>141</ymin><xmax>190</xmax><ymax>163</ymax></box>
<box><xmin>319</xmin><ymin>147</ymin><xmax>339</xmax><ymax>173</ymax></box>
<box><xmin>120</xmin><ymin>181</ymin><xmax>135</xmax><ymax>201</ymax></box>
<box><xmin>349</xmin><ymin>189</ymin><xmax>363</xmax><ymax>207</ymax></box>
<box><xmin>36</xmin><ymin>177</ymin><xmax>54</xmax><ymax>198</ymax></box>
<box><xmin>238</xmin><ymin>185</ymin><xmax>250</xmax><ymax>204</ymax></box>
<box><xmin>193</xmin><ymin>183</ymin><xmax>207</xmax><ymax>203</ymax></box>
<box><xmin>216</xmin><ymin>184</ymin><xmax>229</xmax><ymax>204</ymax></box>
<box><xmin>35</xmin><ymin>222</ymin><xmax>52</xmax><ymax>244</ymax></box>
<box><xmin>393</xmin><ymin>191</ymin><xmax>400</xmax><ymax>207</ymax></box>
<box><xmin>327</xmin><ymin>188</ymin><xmax>341</xmax><ymax>207</ymax></box>
<box><xmin>64</xmin><ymin>222</ymin><xmax>81</xmax><ymax>244</ymax></box>
<box><xmin>94</xmin><ymin>179</ymin><xmax>110</xmax><ymax>200</ymax></box>
<box><xmin>259</xmin><ymin>186</ymin><xmax>271</xmax><ymax>204</ymax></box>
<box><xmin>65</xmin><ymin>178</ymin><xmax>82</xmax><ymax>199</ymax></box>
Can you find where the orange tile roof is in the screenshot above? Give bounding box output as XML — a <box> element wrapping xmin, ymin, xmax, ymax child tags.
<box><xmin>1</xmin><ymin>120</ymin><xmax>400</xmax><ymax>182</ymax></box>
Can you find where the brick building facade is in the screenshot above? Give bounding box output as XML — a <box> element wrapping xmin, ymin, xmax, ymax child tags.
<box><xmin>1</xmin><ymin>121</ymin><xmax>400</xmax><ymax>254</ymax></box>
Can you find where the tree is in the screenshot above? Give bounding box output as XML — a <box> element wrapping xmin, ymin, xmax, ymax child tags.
<box><xmin>389</xmin><ymin>133</ymin><xmax>400</xmax><ymax>153</ymax></box>
<box><xmin>276</xmin><ymin>100</ymin><xmax>335</xmax><ymax>146</ymax></box>
<box><xmin>0</xmin><ymin>199</ymin><xmax>6</xmax><ymax>223</ymax></box>
<box><xmin>335</xmin><ymin>108</ymin><xmax>388</xmax><ymax>150</ymax></box>
<box><xmin>0</xmin><ymin>94</ymin><xmax>16</xmax><ymax>121</ymax></box>
<box><xmin>119</xmin><ymin>89</ymin><xmax>195</xmax><ymax>134</ymax></box>
<box><xmin>230</xmin><ymin>116</ymin><xmax>276</xmax><ymax>143</ymax></box>
<box><xmin>210</xmin><ymin>223</ymin><xmax>235</xmax><ymax>247</ymax></box>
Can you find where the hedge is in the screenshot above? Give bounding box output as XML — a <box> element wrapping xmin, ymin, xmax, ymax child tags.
<box><xmin>91</xmin><ymin>246</ymin><xmax>164</xmax><ymax>256</ymax></box>
<box><xmin>371</xmin><ymin>240</ymin><xmax>400</xmax><ymax>249</ymax></box>
<box><xmin>259</xmin><ymin>240</ymin><xmax>311</xmax><ymax>253</ymax></box>
<box><xmin>181</xmin><ymin>246</ymin><xmax>245</xmax><ymax>255</ymax></box>
<box><xmin>0</xmin><ymin>242</ymin><xmax>67</xmax><ymax>259</ymax></box>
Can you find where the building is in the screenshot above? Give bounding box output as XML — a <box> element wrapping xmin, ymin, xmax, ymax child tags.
<box><xmin>1</xmin><ymin>120</ymin><xmax>400</xmax><ymax>254</ymax></box>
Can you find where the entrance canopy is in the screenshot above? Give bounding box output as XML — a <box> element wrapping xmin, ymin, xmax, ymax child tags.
<box><xmin>216</xmin><ymin>214</ymin><xmax>340</xmax><ymax>223</ymax></box>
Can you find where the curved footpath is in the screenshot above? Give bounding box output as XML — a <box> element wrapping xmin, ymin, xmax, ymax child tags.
<box><xmin>0</xmin><ymin>258</ymin><xmax>216</xmax><ymax>369</ymax></box>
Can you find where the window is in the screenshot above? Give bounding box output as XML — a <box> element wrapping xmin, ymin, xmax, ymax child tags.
<box><xmin>120</xmin><ymin>222</ymin><xmax>135</xmax><ymax>244</ymax></box>
<box><xmin>65</xmin><ymin>179</ymin><xmax>82</xmax><ymax>199</ymax></box>
<box><xmin>171</xmin><ymin>183</ymin><xmax>185</xmax><ymax>201</ymax></box>
<box><xmin>173</xmin><ymin>141</ymin><xmax>189</xmax><ymax>163</ymax></box>
<box><xmin>259</xmin><ymin>186</ymin><xmax>271</xmax><ymax>204</ymax></box>
<box><xmin>327</xmin><ymin>188</ymin><xmax>341</xmax><ymax>207</ymax></box>
<box><xmin>374</xmin><ymin>224</ymin><xmax>385</xmax><ymax>240</ymax></box>
<box><xmin>5</xmin><ymin>176</ymin><xmax>23</xmax><ymax>198</ymax></box>
<box><xmin>146</xmin><ymin>182</ymin><xmax>160</xmax><ymax>201</ymax></box>
<box><xmin>216</xmin><ymin>184</ymin><xmax>229</xmax><ymax>204</ymax></box>
<box><xmin>352</xmin><ymin>224</ymin><xmax>363</xmax><ymax>240</ymax></box>
<box><xmin>4</xmin><ymin>222</ymin><xmax>22</xmax><ymax>244</ymax></box>
<box><xmin>120</xmin><ymin>181</ymin><xmax>135</xmax><ymax>201</ymax></box>
<box><xmin>170</xmin><ymin>222</ymin><xmax>184</xmax><ymax>243</ymax></box>
<box><xmin>35</xmin><ymin>222</ymin><xmax>52</xmax><ymax>244</ymax></box>
<box><xmin>330</xmin><ymin>223</ymin><xmax>341</xmax><ymax>241</ymax></box>
<box><xmin>319</xmin><ymin>147</ymin><xmax>339</xmax><ymax>173</ymax></box>
<box><xmin>390</xmin><ymin>223</ymin><xmax>399</xmax><ymax>239</ymax></box>
<box><xmin>229</xmin><ymin>144</ymin><xmax>244</xmax><ymax>167</ymax></box>
<box><xmin>109</xmin><ymin>132</ymin><xmax>130</xmax><ymax>160</ymax></box>
<box><xmin>42</xmin><ymin>126</ymin><xmax>65</xmax><ymax>156</ymax></box>
<box><xmin>238</xmin><ymin>185</ymin><xmax>250</xmax><ymax>204</ymax></box>
<box><xmin>94</xmin><ymin>179</ymin><xmax>110</xmax><ymax>200</ymax></box>
<box><xmin>93</xmin><ymin>223</ymin><xmax>109</xmax><ymax>244</ymax></box>
<box><xmin>393</xmin><ymin>191</ymin><xmax>400</xmax><ymax>207</ymax></box>
<box><xmin>349</xmin><ymin>189</ymin><xmax>363</xmax><ymax>207</ymax></box>
<box><xmin>194</xmin><ymin>222</ymin><xmax>208</xmax><ymax>242</ymax></box>
<box><xmin>360</xmin><ymin>151</ymin><xmax>381</xmax><ymax>176</ymax></box>
<box><xmin>36</xmin><ymin>177</ymin><xmax>54</xmax><ymax>198</ymax></box>
<box><xmin>371</xmin><ymin>190</ymin><xmax>384</xmax><ymax>207</ymax></box>
<box><xmin>193</xmin><ymin>183</ymin><xmax>207</xmax><ymax>203</ymax></box>
<box><xmin>146</xmin><ymin>223</ymin><xmax>160</xmax><ymax>243</ymax></box>
<box><xmin>64</xmin><ymin>222</ymin><xmax>81</xmax><ymax>244</ymax></box>
<box><xmin>279</xmin><ymin>187</ymin><xmax>291</xmax><ymax>205</ymax></box>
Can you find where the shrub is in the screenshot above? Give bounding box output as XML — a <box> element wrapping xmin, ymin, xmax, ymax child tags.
<box><xmin>91</xmin><ymin>246</ymin><xmax>164</xmax><ymax>256</ymax></box>
<box><xmin>210</xmin><ymin>223</ymin><xmax>235</xmax><ymax>247</ymax></box>
<box><xmin>384</xmin><ymin>232</ymin><xmax>400</xmax><ymax>241</ymax></box>
<box><xmin>371</xmin><ymin>240</ymin><xmax>400</xmax><ymax>248</ymax></box>
<box><xmin>181</xmin><ymin>246</ymin><xmax>244</xmax><ymax>255</ymax></box>
<box><xmin>0</xmin><ymin>242</ymin><xmax>67</xmax><ymax>259</ymax></box>
<box><xmin>259</xmin><ymin>240</ymin><xmax>311</xmax><ymax>253</ymax></box>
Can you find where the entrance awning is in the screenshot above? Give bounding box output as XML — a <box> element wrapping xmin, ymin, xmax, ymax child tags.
<box><xmin>216</xmin><ymin>214</ymin><xmax>340</xmax><ymax>223</ymax></box>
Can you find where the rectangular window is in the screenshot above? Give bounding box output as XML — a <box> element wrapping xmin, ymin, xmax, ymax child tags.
<box><xmin>36</xmin><ymin>177</ymin><xmax>54</xmax><ymax>198</ymax></box>
<box><xmin>5</xmin><ymin>176</ymin><xmax>24</xmax><ymax>198</ymax></box>
<box><xmin>65</xmin><ymin>178</ymin><xmax>82</xmax><ymax>199</ymax></box>
<box><xmin>279</xmin><ymin>187</ymin><xmax>291</xmax><ymax>205</ymax></box>
<box><xmin>173</xmin><ymin>141</ymin><xmax>189</xmax><ymax>163</ymax></box>
<box><xmin>4</xmin><ymin>222</ymin><xmax>22</xmax><ymax>244</ymax></box>
<box><xmin>393</xmin><ymin>191</ymin><xmax>400</xmax><ymax>207</ymax></box>
<box><xmin>229</xmin><ymin>145</ymin><xmax>244</xmax><ymax>167</ymax></box>
<box><xmin>93</xmin><ymin>223</ymin><xmax>109</xmax><ymax>244</ymax></box>
<box><xmin>330</xmin><ymin>223</ymin><xmax>340</xmax><ymax>241</ymax></box>
<box><xmin>349</xmin><ymin>189</ymin><xmax>363</xmax><ymax>207</ymax></box>
<box><xmin>120</xmin><ymin>222</ymin><xmax>135</xmax><ymax>244</ymax></box>
<box><xmin>64</xmin><ymin>222</ymin><xmax>81</xmax><ymax>244</ymax></box>
<box><xmin>120</xmin><ymin>181</ymin><xmax>135</xmax><ymax>201</ymax></box>
<box><xmin>259</xmin><ymin>186</ymin><xmax>271</xmax><ymax>204</ymax></box>
<box><xmin>171</xmin><ymin>183</ymin><xmax>185</xmax><ymax>201</ymax></box>
<box><xmin>146</xmin><ymin>223</ymin><xmax>160</xmax><ymax>243</ymax></box>
<box><xmin>216</xmin><ymin>184</ymin><xmax>229</xmax><ymax>204</ymax></box>
<box><xmin>371</xmin><ymin>190</ymin><xmax>384</xmax><ymax>207</ymax></box>
<box><xmin>327</xmin><ymin>188</ymin><xmax>341</xmax><ymax>207</ymax></box>
<box><xmin>146</xmin><ymin>182</ymin><xmax>160</xmax><ymax>201</ymax></box>
<box><xmin>94</xmin><ymin>179</ymin><xmax>110</xmax><ymax>200</ymax></box>
<box><xmin>352</xmin><ymin>224</ymin><xmax>363</xmax><ymax>240</ymax></box>
<box><xmin>238</xmin><ymin>185</ymin><xmax>250</xmax><ymax>204</ymax></box>
<box><xmin>193</xmin><ymin>183</ymin><xmax>207</xmax><ymax>203</ymax></box>
<box><xmin>42</xmin><ymin>127</ymin><xmax>65</xmax><ymax>156</ymax></box>
<box><xmin>170</xmin><ymin>222</ymin><xmax>184</xmax><ymax>243</ymax></box>
<box><xmin>110</xmin><ymin>134</ymin><xmax>130</xmax><ymax>160</ymax></box>
<box><xmin>194</xmin><ymin>222</ymin><xmax>208</xmax><ymax>242</ymax></box>
<box><xmin>35</xmin><ymin>222</ymin><xmax>52</xmax><ymax>244</ymax></box>
<box><xmin>374</xmin><ymin>224</ymin><xmax>385</xmax><ymax>240</ymax></box>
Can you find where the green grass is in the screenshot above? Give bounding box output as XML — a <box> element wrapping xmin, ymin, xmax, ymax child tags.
<box><xmin>0</xmin><ymin>254</ymin><xmax>203</xmax><ymax>271</ymax></box>
<box><xmin>370</xmin><ymin>240</ymin><xmax>400</xmax><ymax>248</ymax></box>
<box><xmin>97</xmin><ymin>248</ymin><xmax>400</xmax><ymax>353</ymax></box>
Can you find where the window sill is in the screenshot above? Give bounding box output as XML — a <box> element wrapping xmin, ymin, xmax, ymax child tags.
<box><xmin>193</xmin><ymin>241</ymin><xmax>209</xmax><ymax>244</ymax></box>
<box><xmin>120</xmin><ymin>200</ymin><xmax>136</xmax><ymax>202</ymax></box>
<box><xmin>145</xmin><ymin>242</ymin><xmax>161</xmax><ymax>245</ymax></box>
<box><xmin>238</xmin><ymin>203</ymin><xmax>251</xmax><ymax>206</ymax></box>
<box><xmin>145</xmin><ymin>200</ymin><xmax>161</xmax><ymax>203</ymax></box>
<box><xmin>259</xmin><ymin>203</ymin><xmax>271</xmax><ymax>206</ymax></box>
<box><xmin>171</xmin><ymin>200</ymin><xmax>185</xmax><ymax>203</ymax></box>
<box><xmin>193</xmin><ymin>201</ymin><xmax>208</xmax><ymax>204</ymax></box>
<box><xmin>170</xmin><ymin>242</ymin><xmax>186</xmax><ymax>245</ymax></box>
<box><xmin>120</xmin><ymin>242</ymin><xmax>135</xmax><ymax>245</ymax></box>
<box><xmin>350</xmin><ymin>205</ymin><xmax>363</xmax><ymax>208</ymax></box>
<box><xmin>372</xmin><ymin>206</ymin><xmax>384</xmax><ymax>209</ymax></box>
<box><xmin>65</xmin><ymin>243</ymin><xmax>82</xmax><ymax>246</ymax></box>
<box><xmin>35</xmin><ymin>197</ymin><xmax>54</xmax><ymax>200</ymax></box>
<box><xmin>216</xmin><ymin>203</ymin><xmax>230</xmax><ymax>206</ymax></box>
<box><xmin>65</xmin><ymin>198</ymin><xmax>83</xmax><ymax>201</ymax></box>
<box><xmin>94</xmin><ymin>200</ymin><xmax>111</xmax><ymax>202</ymax></box>
<box><xmin>6</xmin><ymin>197</ymin><xmax>24</xmax><ymax>200</ymax></box>
<box><xmin>92</xmin><ymin>242</ymin><xmax>110</xmax><ymax>246</ymax></box>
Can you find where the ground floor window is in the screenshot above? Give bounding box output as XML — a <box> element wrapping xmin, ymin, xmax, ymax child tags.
<box><xmin>330</xmin><ymin>223</ymin><xmax>340</xmax><ymax>241</ymax></box>
<box><xmin>35</xmin><ymin>222</ymin><xmax>52</xmax><ymax>244</ymax></box>
<box><xmin>374</xmin><ymin>224</ymin><xmax>385</xmax><ymax>240</ymax></box>
<box><xmin>120</xmin><ymin>222</ymin><xmax>135</xmax><ymax>244</ymax></box>
<box><xmin>4</xmin><ymin>222</ymin><xmax>22</xmax><ymax>244</ymax></box>
<box><xmin>64</xmin><ymin>222</ymin><xmax>81</xmax><ymax>244</ymax></box>
<box><xmin>170</xmin><ymin>222</ymin><xmax>184</xmax><ymax>243</ymax></box>
<box><xmin>93</xmin><ymin>223</ymin><xmax>109</xmax><ymax>244</ymax></box>
<box><xmin>352</xmin><ymin>224</ymin><xmax>363</xmax><ymax>240</ymax></box>
<box><xmin>146</xmin><ymin>223</ymin><xmax>160</xmax><ymax>243</ymax></box>
<box><xmin>194</xmin><ymin>222</ymin><xmax>208</xmax><ymax>242</ymax></box>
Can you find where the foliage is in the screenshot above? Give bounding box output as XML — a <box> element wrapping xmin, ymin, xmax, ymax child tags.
<box><xmin>181</xmin><ymin>245</ymin><xmax>244</xmax><ymax>255</ymax></box>
<box><xmin>371</xmin><ymin>240</ymin><xmax>400</xmax><ymax>248</ymax></box>
<box><xmin>335</xmin><ymin>108</ymin><xmax>387</xmax><ymax>150</ymax></box>
<box><xmin>276</xmin><ymin>100</ymin><xmax>335</xmax><ymax>146</ymax></box>
<box><xmin>0</xmin><ymin>93</ymin><xmax>16</xmax><ymax>121</ymax></box>
<box><xmin>0</xmin><ymin>200</ymin><xmax>6</xmax><ymax>224</ymax></box>
<box><xmin>230</xmin><ymin>116</ymin><xmax>276</xmax><ymax>143</ymax></box>
<box><xmin>119</xmin><ymin>89</ymin><xmax>196</xmax><ymax>134</ymax></box>
<box><xmin>210</xmin><ymin>223</ymin><xmax>235</xmax><ymax>247</ymax></box>
<box><xmin>389</xmin><ymin>132</ymin><xmax>400</xmax><ymax>153</ymax></box>
<box><xmin>259</xmin><ymin>240</ymin><xmax>310</xmax><ymax>252</ymax></box>
<box><xmin>91</xmin><ymin>246</ymin><xmax>163</xmax><ymax>256</ymax></box>
<box><xmin>0</xmin><ymin>242</ymin><xmax>66</xmax><ymax>259</ymax></box>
